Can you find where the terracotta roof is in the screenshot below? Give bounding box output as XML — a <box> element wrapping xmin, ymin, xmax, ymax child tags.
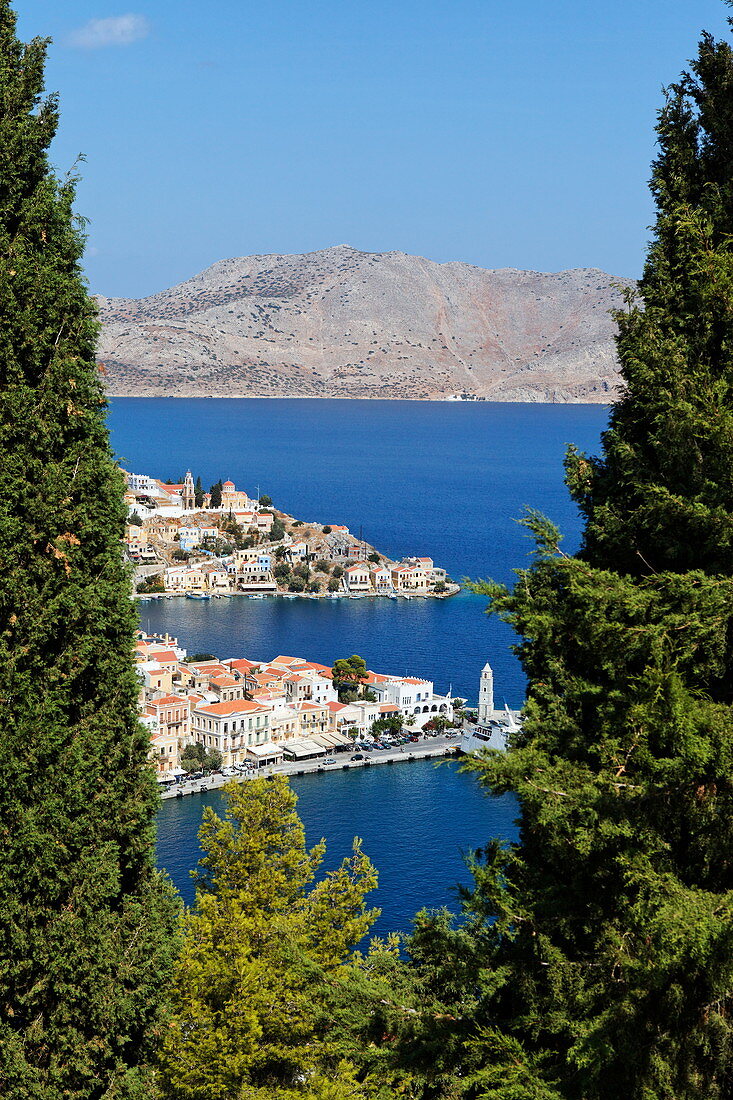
<box><xmin>379</xmin><ymin>704</ymin><xmax>401</xmax><ymax>713</ymax></box>
<box><xmin>225</xmin><ymin>658</ymin><xmax>261</xmax><ymax>673</ymax></box>
<box><xmin>195</xmin><ymin>699</ymin><xmax>268</xmax><ymax>717</ymax></box>
<box><xmin>363</xmin><ymin>671</ymin><xmax>391</xmax><ymax>684</ymax></box>
<box><xmin>149</xmin><ymin>694</ymin><xmax>189</xmax><ymax>708</ymax></box>
<box><xmin>147</xmin><ymin>648</ymin><xmax>178</xmax><ymax>661</ymax></box>
<box><xmin>209</xmin><ymin>675</ymin><xmax>240</xmax><ymax>688</ymax></box>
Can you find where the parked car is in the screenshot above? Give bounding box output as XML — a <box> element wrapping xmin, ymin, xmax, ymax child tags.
<box><xmin>323</xmin><ymin>757</ymin><xmax>337</xmax><ymax>765</ymax></box>
<box><xmin>351</xmin><ymin>753</ymin><xmax>364</xmax><ymax>761</ymax></box>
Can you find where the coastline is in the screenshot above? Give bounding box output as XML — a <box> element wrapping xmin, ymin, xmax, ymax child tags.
<box><xmin>160</xmin><ymin>731</ymin><xmax>463</xmax><ymax>800</ymax></box>
<box><xmin>109</xmin><ymin>393</ymin><xmax>614</xmax><ymax>406</ymax></box>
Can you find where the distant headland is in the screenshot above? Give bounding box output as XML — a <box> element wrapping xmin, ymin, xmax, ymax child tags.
<box><xmin>97</xmin><ymin>245</ymin><xmax>633</xmax><ymax>404</ymax></box>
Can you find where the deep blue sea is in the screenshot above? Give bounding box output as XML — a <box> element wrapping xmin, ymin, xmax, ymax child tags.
<box><xmin>108</xmin><ymin>398</ymin><xmax>609</xmax><ymax>933</ymax></box>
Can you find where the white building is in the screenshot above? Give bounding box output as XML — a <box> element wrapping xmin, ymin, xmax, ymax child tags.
<box><xmin>127</xmin><ymin>471</ymin><xmax>162</xmax><ymax>495</ymax></box>
<box><xmin>365</xmin><ymin>674</ymin><xmax>453</xmax><ymax>727</ymax></box>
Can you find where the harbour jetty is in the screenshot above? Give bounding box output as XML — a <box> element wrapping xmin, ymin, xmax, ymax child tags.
<box><xmin>160</xmin><ymin>730</ymin><xmax>462</xmax><ymax>799</ymax></box>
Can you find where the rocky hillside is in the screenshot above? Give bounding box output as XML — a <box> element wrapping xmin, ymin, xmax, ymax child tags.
<box><xmin>97</xmin><ymin>245</ymin><xmax>634</xmax><ymax>402</ymax></box>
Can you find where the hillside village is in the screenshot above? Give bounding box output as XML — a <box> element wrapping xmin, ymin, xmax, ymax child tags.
<box><xmin>138</xmin><ymin>630</ymin><xmax>456</xmax><ymax>780</ymax></box>
<box><xmin>124</xmin><ymin>469</ymin><xmax>457</xmax><ymax>598</ymax></box>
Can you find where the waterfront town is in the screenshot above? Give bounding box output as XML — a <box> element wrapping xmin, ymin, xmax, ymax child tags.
<box><xmin>138</xmin><ymin>630</ymin><xmax>458</xmax><ymax>781</ymax></box>
<box><xmin>123</xmin><ymin>469</ymin><xmax>458</xmax><ymax>598</ymax></box>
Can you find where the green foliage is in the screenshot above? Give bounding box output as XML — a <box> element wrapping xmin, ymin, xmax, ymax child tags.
<box><xmin>368</xmin><ymin>552</ymin><xmax>380</xmax><ymax>563</ymax></box>
<box><xmin>274</xmin><ymin>562</ymin><xmax>291</xmax><ymax>580</ymax></box>
<box><xmin>294</xmin><ymin>562</ymin><xmax>310</xmax><ymax>580</ymax></box>
<box><xmin>423</xmin><ymin>715</ymin><xmax>450</xmax><ymax>734</ymax></box>
<box><xmin>271</xmin><ymin>516</ymin><xmax>286</xmax><ymax>542</ymax></box>
<box><xmin>157</xmin><ymin>777</ymin><xmax>379</xmax><ymax>1099</ymax></box>
<box><xmin>194</xmin><ymin>475</ymin><xmax>204</xmax><ymax>508</ymax></box>
<box><xmin>188</xmin><ymin>653</ymin><xmax>216</xmax><ymax>663</ymax></box>
<box><xmin>327</xmin><ymin>577</ymin><xmax>341</xmax><ymax>592</ymax></box>
<box><xmin>447</xmin><ymin>22</ymin><xmax>733</xmax><ymax>1100</ymax></box>
<box><xmin>128</xmin><ymin>510</ymin><xmax>143</xmax><ymax>525</ymax></box>
<box><xmin>208</xmin><ymin>480</ymin><xmax>222</xmax><ymax>508</ymax></box>
<box><xmin>370</xmin><ymin>714</ymin><xmax>404</xmax><ymax>737</ymax></box>
<box><xmin>433</xmin><ymin>581</ymin><xmax>447</xmax><ymax>594</ymax></box>
<box><xmin>332</xmin><ymin>564</ymin><xmax>344</xmax><ymax>579</ymax></box>
<box><xmin>181</xmin><ymin>743</ymin><xmax>222</xmax><ymax>774</ymax></box>
<box><xmin>258</xmin><ymin>494</ymin><xmax>272</xmax><ymax>507</ymax></box>
<box><xmin>172</xmin><ymin>548</ymin><xmax>190</xmax><ymax>561</ymax></box>
<box><xmin>315</xmin><ymin>558</ymin><xmax>330</xmax><ymax>573</ymax></box>
<box><xmin>322</xmin><ymin>525</ymin><xmax>332</xmax><ymax>533</ymax></box>
<box><xmin>137</xmin><ymin>573</ymin><xmax>165</xmax><ymax>593</ymax></box>
<box><xmin>332</xmin><ymin>655</ymin><xmax>369</xmax><ymax>701</ymax></box>
<box><xmin>0</xmin><ymin>5</ymin><xmax>180</xmax><ymax>1093</ymax></box>
<box><xmin>288</xmin><ymin>575</ymin><xmax>307</xmax><ymax>592</ymax></box>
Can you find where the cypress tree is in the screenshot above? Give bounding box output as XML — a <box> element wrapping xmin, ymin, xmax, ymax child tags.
<box><xmin>0</xmin><ymin>5</ymin><xmax>179</xmax><ymax>1097</ymax></box>
<box><xmin>209</xmin><ymin>480</ymin><xmax>222</xmax><ymax>509</ymax></box>
<box><xmin>417</xmin><ymin>15</ymin><xmax>733</xmax><ymax>1100</ymax></box>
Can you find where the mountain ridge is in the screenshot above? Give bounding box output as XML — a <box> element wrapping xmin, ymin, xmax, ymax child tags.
<box><xmin>97</xmin><ymin>244</ymin><xmax>634</xmax><ymax>402</ymax></box>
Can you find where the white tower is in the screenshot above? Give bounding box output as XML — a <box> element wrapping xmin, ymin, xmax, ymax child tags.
<box><xmin>478</xmin><ymin>661</ymin><xmax>494</xmax><ymax>725</ymax></box>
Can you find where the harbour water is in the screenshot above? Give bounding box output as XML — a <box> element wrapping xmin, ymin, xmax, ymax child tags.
<box><xmin>157</xmin><ymin>756</ymin><xmax>519</xmax><ymax>937</ymax></box>
<box><xmin>109</xmin><ymin>398</ymin><xmax>609</xmax><ymax>930</ymax></box>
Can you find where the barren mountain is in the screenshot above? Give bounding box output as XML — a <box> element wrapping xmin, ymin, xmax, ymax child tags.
<box><xmin>97</xmin><ymin>245</ymin><xmax>633</xmax><ymax>402</ymax></box>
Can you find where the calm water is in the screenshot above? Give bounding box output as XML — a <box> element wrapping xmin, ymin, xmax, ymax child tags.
<box><xmin>108</xmin><ymin>399</ymin><xmax>609</xmax><ymax>929</ymax></box>
<box><xmin>157</xmin><ymin>758</ymin><xmax>519</xmax><ymax>937</ymax></box>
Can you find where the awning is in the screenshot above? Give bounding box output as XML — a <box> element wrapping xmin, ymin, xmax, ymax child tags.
<box><xmin>311</xmin><ymin>731</ymin><xmax>351</xmax><ymax>749</ymax></box>
<box><xmin>282</xmin><ymin>738</ymin><xmax>328</xmax><ymax>760</ymax></box>
<box><xmin>246</xmin><ymin>742</ymin><xmax>284</xmax><ymax>761</ymax></box>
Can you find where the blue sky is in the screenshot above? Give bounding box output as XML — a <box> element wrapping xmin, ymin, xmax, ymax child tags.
<box><xmin>16</xmin><ymin>1</ymin><xmax>733</xmax><ymax>297</ymax></box>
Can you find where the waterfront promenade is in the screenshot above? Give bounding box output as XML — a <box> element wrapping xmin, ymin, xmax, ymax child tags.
<box><xmin>161</xmin><ymin>730</ymin><xmax>462</xmax><ymax>799</ymax></box>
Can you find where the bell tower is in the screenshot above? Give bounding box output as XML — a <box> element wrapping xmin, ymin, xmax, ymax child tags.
<box><xmin>182</xmin><ymin>470</ymin><xmax>195</xmax><ymax>511</ymax></box>
<box><xmin>477</xmin><ymin>661</ymin><xmax>494</xmax><ymax>725</ymax></box>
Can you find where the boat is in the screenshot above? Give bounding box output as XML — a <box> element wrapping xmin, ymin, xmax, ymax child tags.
<box><xmin>460</xmin><ymin>725</ymin><xmax>508</xmax><ymax>754</ymax></box>
<box><xmin>186</xmin><ymin>592</ymin><xmax>211</xmax><ymax>600</ymax></box>
<box><xmin>460</xmin><ymin>709</ymin><xmax>521</xmax><ymax>755</ymax></box>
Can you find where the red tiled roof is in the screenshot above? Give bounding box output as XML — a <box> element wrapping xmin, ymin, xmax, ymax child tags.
<box><xmin>195</xmin><ymin>699</ymin><xmax>267</xmax><ymax>717</ymax></box>
<box><xmin>149</xmin><ymin>694</ymin><xmax>189</xmax><ymax>708</ymax></box>
<box><xmin>147</xmin><ymin>649</ymin><xmax>178</xmax><ymax>664</ymax></box>
<box><xmin>226</xmin><ymin>658</ymin><xmax>261</xmax><ymax>673</ymax></box>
